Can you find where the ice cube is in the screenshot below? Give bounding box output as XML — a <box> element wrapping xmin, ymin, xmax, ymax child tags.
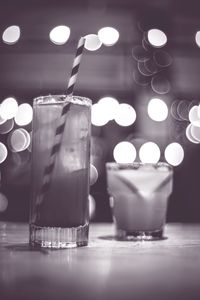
<box><xmin>59</xmin><ymin>145</ymin><xmax>82</xmax><ymax>172</ymax></box>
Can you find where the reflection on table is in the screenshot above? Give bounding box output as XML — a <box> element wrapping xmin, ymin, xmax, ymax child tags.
<box><xmin>0</xmin><ymin>222</ymin><xmax>200</xmax><ymax>300</ymax></box>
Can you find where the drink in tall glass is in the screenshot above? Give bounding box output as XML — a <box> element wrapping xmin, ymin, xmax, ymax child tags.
<box><xmin>30</xmin><ymin>95</ymin><xmax>91</xmax><ymax>248</ymax></box>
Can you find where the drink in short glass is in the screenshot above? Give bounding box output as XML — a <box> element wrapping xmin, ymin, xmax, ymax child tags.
<box><xmin>29</xmin><ymin>95</ymin><xmax>91</xmax><ymax>248</ymax></box>
<box><xmin>106</xmin><ymin>162</ymin><xmax>173</xmax><ymax>240</ymax></box>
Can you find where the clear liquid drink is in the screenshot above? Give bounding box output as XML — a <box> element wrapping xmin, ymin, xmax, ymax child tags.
<box><xmin>106</xmin><ymin>162</ymin><xmax>173</xmax><ymax>240</ymax></box>
<box><xmin>30</xmin><ymin>95</ymin><xmax>91</xmax><ymax>248</ymax></box>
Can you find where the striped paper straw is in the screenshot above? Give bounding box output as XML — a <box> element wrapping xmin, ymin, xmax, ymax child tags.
<box><xmin>34</xmin><ymin>37</ymin><xmax>85</xmax><ymax>221</ymax></box>
<box><xmin>67</xmin><ymin>36</ymin><xmax>85</xmax><ymax>96</ymax></box>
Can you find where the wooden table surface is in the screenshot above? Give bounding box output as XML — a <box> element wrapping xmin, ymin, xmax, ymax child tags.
<box><xmin>0</xmin><ymin>222</ymin><xmax>200</xmax><ymax>300</ymax></box>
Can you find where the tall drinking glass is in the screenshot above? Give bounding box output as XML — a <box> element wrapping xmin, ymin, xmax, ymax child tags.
<box><xmin>30</xmin><ymin>95</ymin><xmax>91</xmax><ymax>248</ymax></box>
<box><xmin>106</xmin><ymin>162</ymin><xmax>173</xmax><ymax>240</ymax></box>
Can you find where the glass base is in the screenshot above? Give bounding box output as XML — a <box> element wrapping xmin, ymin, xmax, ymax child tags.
<box><xmin>116</xmin><ymin>228</ymin><xmax>163</xmax><ymax>241</ymax></box>
<box><xmin>29</xmin><ymin>223</ymin><xmax>89</xmax><ymax>249</ymax></box>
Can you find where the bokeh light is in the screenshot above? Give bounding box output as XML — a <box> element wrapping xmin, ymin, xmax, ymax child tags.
<box><xmin>0</xmin><ymin>142</ymin><xmax>8</xmax><ymax>163</ymax></box>
<box><xmin>139</xmin><ymin>142</ymin><xmax>161</xmax><ymax>163</ymax></box>
<box><xmin>90</xmin><ymin>164</ymin><xmax>98</xmax><ymax>185</ymax></box>
<box><xmin>151</xmin><ymin>74</ymin><xmax>171</xmax><ymax>94</ymax></box>
<box><xmin>113</xmin><ymin>141</ymin><xmax>136</xmax><ymax>163</ymax></box>
<box><xmin>114</xmin><ymin>103</ymin><xmax>136</xmax><ymax>126</ymax></box>
<box><xmin>186</xmin><ymin>124</ymin><xmax>200</xmax><ymax>144</ymax></box>
<box><xmin>190</xmin><ymin>124</ymin><xmax>200</xmax><ymax>142</ymax></box>
<box><xmin>98</xmin><ymin>97</ymin><xmax>119</xmax><ymax>121</ymax></box>
<box><xmin>147</xmin><ymin>98</ymin><xmax>168</xmax><ymax>121</ymax></box>
<box><xmin>170</xmin><ymin>100</ymin><xmax>182</xmax><ymax>121</ymax></box>
<box><xmin>153</xmin><ymin>50</ymin><xmax>173</xmax><ymax>67</ymax></box>
<box><xmin>84</xmin><ymin>34</ymin><xmax>102</xmax><ymax>51</ymax></box>
<box><xmin>98</xmin><ymin>27</ymin><xmax>119</xmax><ymax>46</ymax></box>
<box><xmin>0</xmin><ymin>119</ymin><xmax>14</xmax><ymax>134</ymax></box>
<box><xmin>14</xmin><ymin>103</ymin><xmax>33</xmax><ymax>126</ymax></box>
<box><xmin>91</xmin><ymin>103</ymin><xmax>109</xmax><ymax>126</ymax></box>
<box><xmin>7</xmin><ymin>128</ymin><xmax>31</xmax><ymax>152</ymax></box>
<box><xmin>2</xmin><ymin>25</ymin><xmax>20</xmax><ymax>44</ymax></box>
<box><xmin>89</xmin><ymin>195</ymin><xmax>96</xmax><ymax>220</ymax></box>
<box><xmin>20</xmin><ymin>128</ymin><xmax>31</xmax><ymax>149</ymax></box>
<box><xmin>0</xmin><ymin>97</ymin><xmax>18</xmax><ymax>120</ymax></box>
<box><xmin>197</xmin><ymin>103</ymin><xmax>200</xmax><ymax>119</ymax></box>
<box><xmin>0</xmin><ymin>105</ymin><xmax>6</xmax><ymax>125</ymax></box>
<box><xmin>188</xmin><ymin>100</ymin><xmax>199</xmax><ymax>113</ymax></box>
<box><xmin>144</xmin><ymin>58</ymin><xmax>158</xmax><ymax>74</ymax></box>
<box><xmin>133</xmin><ymin>70</ymin><xmax>151</xmax><ymax>86</ymax></box>
<box><xmin>137</xmin><ymin>61</ymin><xmax>153</xmax><ymax>76</ymax></box>
<box><xmin>147</xmin><ymin>29</ymin><xmax>167</xmax><ymax>48</ymax></box>
<box><xmin>189</xmin><ymin>105</ymin><xmax>200</xmax><ymax>127</ymax></box>
<box><xmin>195</xmin><ymin>31</ymin><xmax>200</xmax><ymax>47</ymax></box>
<box><xmin>49</xmin><ymin>25</ymin><xmax>70</xmax><ymax>45</ymax></box>
<box><xmin>132</xmin><ymin>45</ymin><xmax>150</xmax><ymax>62</ymax></box>
<box><xmin>177</xmin><ymin>100</ymin><xmax>189</xmax><ymax>121</ymax></box>
<box><xmin>164</xmin><ymin>142</ymin><xmax>184</xmax><ymax>166</ymax></box>
<box><xmin>0</xmin><ymin>193</ymin><xmax>8</xmax><ymax>212</ymax></box>
<box><xmin>27</xmin><ymin>131</ymin><xmax>32</xmax><ymax>152</ymax></box>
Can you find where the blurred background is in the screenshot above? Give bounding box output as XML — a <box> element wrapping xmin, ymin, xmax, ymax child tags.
<box><xmin>0</xmin><ymin>0</ymin><xmax>200</xmax><ymax>223</ymax></box>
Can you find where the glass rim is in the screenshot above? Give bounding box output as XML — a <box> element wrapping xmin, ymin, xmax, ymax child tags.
<box><xmin>106</xmin><ymin>161</ymin><xmax>173</xmax><ymax>171</ymax></box>
<box><xmin>33</xmin><ymin>95</ymin><xmax>92</xmax><ymax>106</ymax></box>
